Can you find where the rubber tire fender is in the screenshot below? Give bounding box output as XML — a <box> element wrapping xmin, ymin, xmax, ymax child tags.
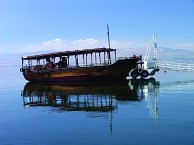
<box><xmin>130</xmin><ymin>70</ymin><xmax>138</xmax><ymax>79</ymax></box>
<box><xmin>141</xmin><ymin>70</ymin><xmax>149</xmax><ymax>78</ymax></box>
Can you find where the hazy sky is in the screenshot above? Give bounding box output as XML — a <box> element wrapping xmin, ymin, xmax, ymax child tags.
<box><xmin>0</xmin><ymin>0</ymin><xmax>194</xmax><ymax>53</ymax></box>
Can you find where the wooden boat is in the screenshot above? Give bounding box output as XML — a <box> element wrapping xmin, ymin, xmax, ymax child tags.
<box><xmin>20</xmin><ymin>48</ymin><xmax>142</xmax><ymax>82</ymax></box>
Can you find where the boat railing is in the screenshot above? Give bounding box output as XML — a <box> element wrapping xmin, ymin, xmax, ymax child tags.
<box><xmin>118</xmin><ymin>57</ymin><xmax>133</xmax><ymax>60</ymax></box>
<box><xmin>118</xmin><ymin>56</ymin><xmax>142</xmax><ymax>60</ymax></box>
<box><xmin>22</xmin><ymin>56</ymin><xmax>141</xmax><ymax>72</ymax></box>
<box><xmin>22</xmin><ymin>61</ymin><xmax>117</xmax><ymax>71</ymax></box>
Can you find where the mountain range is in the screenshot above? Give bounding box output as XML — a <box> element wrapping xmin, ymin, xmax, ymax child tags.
<box><xmin>0</xmin><ymin>47</ymin><xmax>194</xmax><ymax>67</ymax></box>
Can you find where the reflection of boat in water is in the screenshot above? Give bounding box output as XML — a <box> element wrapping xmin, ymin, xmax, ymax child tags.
<box><xmin>22</xmin><ymin>79</ymin><xmax>160</xmax><ymax>113</ymax></box>
<box><xmin>129</xmin><ymin>78</ymin><xmax>160</xmax><ymax>121</ymax></box>
<box><xmin>21</xmin><ymin>79</ymin><xmax>160</xmax><ymax>133</ymax></box>
<box><xmin>22</xmin><ymin>81</ymin><xmax>142</xmax><ymax>112</ymax></box>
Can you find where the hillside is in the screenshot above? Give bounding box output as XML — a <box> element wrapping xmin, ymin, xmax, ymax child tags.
<box><xmin>0</xmin><ymin>47</ymin><xmax>194</xmax><ymax>67</ymax></box>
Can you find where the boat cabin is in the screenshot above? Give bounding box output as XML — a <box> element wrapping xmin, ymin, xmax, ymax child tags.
<box><xmin>21</xmin><ymin>48</ymin><xmax>117</xmax><ymax>71</ymax></box>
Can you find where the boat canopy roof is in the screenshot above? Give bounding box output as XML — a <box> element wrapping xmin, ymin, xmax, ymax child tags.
<box><xmin>22</xmin><ymin>48</ymin><xmax>116</xmax><ymax>60</ymax></box>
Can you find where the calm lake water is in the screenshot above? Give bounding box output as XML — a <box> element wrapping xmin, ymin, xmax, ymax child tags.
<box><xmin>0</xmin><ymin>66</ymin><xmax>194</xmax><ymax>145</ymax></box>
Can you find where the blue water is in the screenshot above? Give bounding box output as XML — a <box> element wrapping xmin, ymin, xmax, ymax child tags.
<box><xmin>0</xmin><ymin>67</ymin><xmax>194</xmax><ymax>145</ymax></box>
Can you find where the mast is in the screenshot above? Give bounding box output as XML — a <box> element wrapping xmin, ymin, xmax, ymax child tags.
<box><xmin>153</xmin><ymin>33</ymin><xmax>158</xmax><ymax>68</ymax></box>
<box><xmin>107</xmin><ymin>24</ymin><xmax>111</xmax><ymax>64</ymax></box>
<box><xmin>107</xmin><ymin>24</ymin><xmax>111</xmax><ymax>49</ymax></box>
